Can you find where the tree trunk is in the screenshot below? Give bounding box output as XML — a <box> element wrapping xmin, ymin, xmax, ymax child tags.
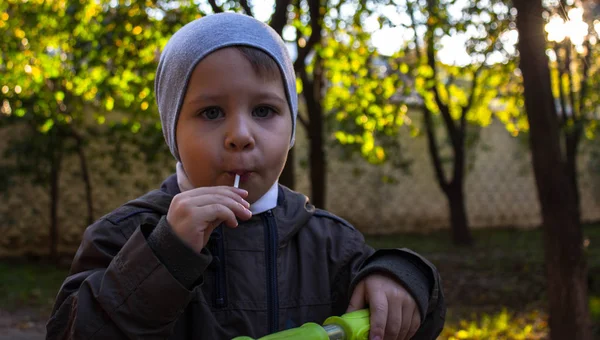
<box><xmin>279</xmin><ymin>149</ymin><xmax>296</xmax><ymax>189</ymax></box>
<box><xmin>565</xmin><ymin>128</ymin><xmax>582</xmax><ymax>220</ymax></box>
<box><xmin>513</xmin><ymin>1</ymin><xmax>591</xmax><ymax>339</ymax></box>
<box><xmin>307</xmin><ymin>105</ymin><xmax>325</xmax><ymax>209</ymax></box>
<box><xmin>447</xmin><ymin>180</ymin><xmax>472</xmax><ymax>246</ymax></box>
<box><xmin>269</xmin><ymin>0</ymin><xmax>291</xmax><ymax>35</ymax></box>
<box><xmin>49</xmin><ymin>131</ymin><xmax>63</xmax><ymax>262</ymax></box>
<box><xmin>270</xmin><ymin>0</ymin><xmax>294</xmax><ymax>190</ymax></box>
<box><xmin>74</xmin><ymin>134</ymin><xmax>94</xmax><ymax>226</ymax></box>
<box><xmin>300</xmin><ymin>55</ymin><xmax>326</xmax><ymax>209</ymax></box>
<box><xmin>423</xmin><ymin>108</ymin><xmax>473</xmax><ymax>246</ymax></box>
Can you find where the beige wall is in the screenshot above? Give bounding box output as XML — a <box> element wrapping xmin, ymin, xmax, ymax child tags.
<box><xmin>1</xmin><ymin>119</ymin><xmax>599</xmax><ymax>256</ymax></box>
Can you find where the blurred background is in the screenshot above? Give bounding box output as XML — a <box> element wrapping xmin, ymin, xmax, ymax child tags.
<box><xmin>0</xmin><ymin>0</ymin><xmax>599</xmax><ymax>339</ymax></box>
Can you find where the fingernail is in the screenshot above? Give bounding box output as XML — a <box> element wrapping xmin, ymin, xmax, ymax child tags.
<box><xmin>242</xmin><ymin>200</ymin><xmax>250</xmax><ymax>208</ymax></box>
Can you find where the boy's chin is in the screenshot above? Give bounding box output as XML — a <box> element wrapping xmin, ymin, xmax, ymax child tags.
<box><xmin>244</xmin><ymin>181</ymin><xmax>277</xmax><ymax>204</ymax></box>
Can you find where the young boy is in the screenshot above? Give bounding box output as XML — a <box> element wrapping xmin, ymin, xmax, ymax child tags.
<box><xmin>47</xmin><ymin>12</ymin><xmax>445</xmax><ymax>340</ymax></box>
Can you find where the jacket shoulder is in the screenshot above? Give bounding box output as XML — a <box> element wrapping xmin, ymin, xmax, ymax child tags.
<box><xmin>91</xmin><ymin>190</ymin><xmax>168</xmax><ymax>236</ymax></box>
<box><xmin>313</xmin><ymin>209</ymin><xmax>356</xmax><ymax>231</ymax></box>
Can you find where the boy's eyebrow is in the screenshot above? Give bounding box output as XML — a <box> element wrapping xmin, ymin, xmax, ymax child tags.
<box><xmin>254</xmin><ymin>91</ymin><xmax>288</xmax><ymax>107</ymax></box>
<box><xmin>185</xmin><ymin>91</ymin><xmax>288</xmax><ymax>107</ymax></box>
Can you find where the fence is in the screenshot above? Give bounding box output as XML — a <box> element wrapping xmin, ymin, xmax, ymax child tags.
<box><xmin>1</xmin><ymin>119</ymin><xmax>599</xmax><ymax>256</ymax></box>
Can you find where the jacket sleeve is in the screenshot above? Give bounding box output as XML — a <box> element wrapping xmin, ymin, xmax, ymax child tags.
<box><xmin>330</xmin><ymin>223</ymin><xmax>445</xmax><ymax>340</ymax></box>
<box><xmin>350</xmin><ymin>248</ymin><xmax>446</xmax><ymax>340</ymax></box>
<box><xmin>46</xmin><ymin>215</ymin><xmax>212</xmax><ymax>339</ymax></box>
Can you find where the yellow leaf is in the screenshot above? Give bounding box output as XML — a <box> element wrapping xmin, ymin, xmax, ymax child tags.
<box><xmin>55</xmin><ymin>91</ymin><xmax>65</xmax><ymax>102</ymax></box>
<box><xmin>105</xmin><ymin>97</ymin><xmax>114</xmax><ymax>111</ymax></box>
<box><xmin>14</xmin><ymin>28</ymin><xmax>25</xmax><ymax>39</ymax></box>
<box><xmin>455</xmin><ymin>330</ymin><xmax>469</xmax><ymax>339</ymax></box>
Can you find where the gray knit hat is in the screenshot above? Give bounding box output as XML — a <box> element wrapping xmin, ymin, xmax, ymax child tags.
<box><xmin>155</xmin><ymin>12</ymin><xmax>298</xmax><ymax>161</ymax></box>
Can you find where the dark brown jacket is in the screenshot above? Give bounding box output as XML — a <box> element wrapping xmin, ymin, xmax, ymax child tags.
<box><xmin>47</xmin><ymin>175</ymin><xmax>445</xmax><ymax>339</ymax></box>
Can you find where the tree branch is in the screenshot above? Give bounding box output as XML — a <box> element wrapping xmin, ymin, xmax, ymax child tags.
<box><xmin>409</xmin><ymin>0</ymin><xmax>447</xmax><ymax>191</ymax></box>
<box><xmin>555</xmin><ymin>44</ymin><xmax>569</xmax><ymax>125</ymax></box>
<box><xmin>423</xmin><ymin>0</ymin><xmax>457</xmax><ymax>145</ymax></box>
<box><xmin>208</xmin><ymin>0</ymin><xmax>223</xmax><ymax>13</ymax></box>
<box><xmin>270</xmin><ymin>0</ymin><xmax>291</xmax><ymax>35</ymax></box>
<box><xmin>577</xmin><ymin>39</ymin><xmax>592</xmax><ymax>120</ymax></box>
<box><xmin>239</xmin><ymin>0</ymin><xmax>253</xmax><ymax>16</ymax></box>
<box><xmin>564</xmin><ymin>40</ymin><xmax>577</xmax><ymax>122</ymax></box>
<box><xmin>426</xmin><ymin>30</ymin><xmax>457</xmax><ymax>142</ymax></box>
<box><xmin>460</xmin><ymin>61</ymin><xmax>486</xmax><ymax>134</ymax></box>
<box><xmin>407</xmin><ymin>1</ymin><xmax>422</xmax><ymax>61</ymax></box>
<box><xmin>293</xmin><ymin>0</ymin><xmax>322</xmax><ymax>72</ymax></box>
<box><xmin>69</xmin><ymin>128</ymin><xmax>94</xmax><ymax>226</ymax></box>
<box><xmin>297</xmin><ymin>111</ymin><xmax>309</xmax><ymax>129</ymax></box>
<box><xmin>423</xmin><ymin>107</ymin><xmax>449</xmax><ymax>192</ymax></box>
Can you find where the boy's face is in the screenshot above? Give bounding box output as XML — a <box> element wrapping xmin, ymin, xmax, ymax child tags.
<box><xmin>176</xmin><ymin>47</ymin><xmax>292</xmax><ymax>204</ymax></box>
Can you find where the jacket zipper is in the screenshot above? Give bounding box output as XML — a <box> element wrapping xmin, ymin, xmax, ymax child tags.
<box><xmin>263</xmin><ymin>210</ymin><xmax>279</xmax><ymax>333</ymax></box>
<box><xmin>211</xmin><ymin>226</ymin><xmax>227</xmax><ymax>308</ymax></box>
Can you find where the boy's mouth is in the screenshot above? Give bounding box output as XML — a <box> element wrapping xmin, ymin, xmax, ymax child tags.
<box><xmin>227</xmin><ymin>170</ymin><xmax>254</xmax><ymax>183</ymax></box>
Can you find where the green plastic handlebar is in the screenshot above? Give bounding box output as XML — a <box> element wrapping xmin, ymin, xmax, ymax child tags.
<box><xmin>323</xmin><ymin>309</ymin><xmax>371</xmax><ymax>340</ymax></box>
<box><xmin>232</xmin><ymin>309</ymin><xmax>370</xmax><ymax>340</ymax></box>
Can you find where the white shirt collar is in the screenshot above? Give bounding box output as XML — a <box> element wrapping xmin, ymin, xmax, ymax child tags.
<box><xmin>249</xmin><ymin>180</ymin><xmax>278</xmax><ymax>214</ymax></box>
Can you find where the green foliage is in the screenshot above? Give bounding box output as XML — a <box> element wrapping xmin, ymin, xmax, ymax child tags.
<box><xmin>441</xmin><ymin>309</ymin><xmax>547</xmax><ymax>340</ymax></box>
<box><xmin>323</xmin><ymin>29</ymin><xmax>407</xmax><ymax>166</ymax></box>
<box><xmin>322</xmin><ymin>0</ymin><xmax>522</xmax><ymax>178</ymax></box>
<box><xmin>0</xmin><ymin>1</ymin><xmax>206</xmax><ymax>188</ymax></box>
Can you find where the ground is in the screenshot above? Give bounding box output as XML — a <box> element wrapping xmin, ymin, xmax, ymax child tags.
<box><xmin>1</xmin><ymin>224</ymin><xmax>598</xmax><ymax>339</ymax></box>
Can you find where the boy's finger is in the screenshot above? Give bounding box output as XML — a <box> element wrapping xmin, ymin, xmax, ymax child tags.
<box><xmin>198</xmin><ymin>204</ymin><xmax>239</xmax><ymax>229</ymax></box>
<box><xmin>181</xmin><ymin>186</ymin><xmax>249</xmax><ymax>203</ymax></box>
<box><xmin>384</xmin><ymin>301</ymin><xmax>402</xmax><ymax>340</ymax></box>
<box><xmin>397</xmin><ymin>302</ymin><xmax>413</xmax><ymax>340</ymax></box>
<box><xmin>408</xmin><ymin>308</ymin><xmax>420</xmax><ymax>339</ymax></box>
<box><xmin>186</xmin><ymin>194</ymin><xmax>252</xmax><ymax>220</ymax></box>
<box><xmin>368</xmin><ymin>291</ymin><xmax>388</xmax><ymax>340</ymax></box>
<box><xmin>346</xmin><ymin>281</ymin><xmax>366</xmax><ymax>313</ymax></box>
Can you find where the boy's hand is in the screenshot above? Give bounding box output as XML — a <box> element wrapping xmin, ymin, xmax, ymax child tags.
<box><xmin>167</xmin><ymin>186</ymin><xmax>252</xmax><ymax>253</ymax></box>
<box><xmin>347</xmin><ymin>274</ymin><xmax>421</xmax><ymax>340</ymax></box>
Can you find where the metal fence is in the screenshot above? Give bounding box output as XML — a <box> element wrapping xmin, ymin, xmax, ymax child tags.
<box><xmin>1</xmin><ymin>119</ymin><xmax>599</xmax><ymax>256</ymax></box>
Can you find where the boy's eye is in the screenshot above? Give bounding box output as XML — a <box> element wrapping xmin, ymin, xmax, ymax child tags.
<box><xmin>200</xmin><ymin>107</ymin><xmax>223</xmax><ymax>120</ymax></box>
<box><xmin>252</xmin><ymin>106</ymin><xmax>276</xmax><ymax>118</ymax></box>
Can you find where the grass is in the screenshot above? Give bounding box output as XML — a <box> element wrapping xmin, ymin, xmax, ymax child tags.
<box><xmin>0</xmin><ymin>223</ymin><xmax>598</xmax><ymax>338</ymax></box>
<box><xmin>0</xmin><ymin>260</ymin><xmax>68</xmax><ymax>316</ymax></box>
<box><xmin>365</xmin><ymin>223</ymin><xmax>600</xmax><ymax>339</ymax></box>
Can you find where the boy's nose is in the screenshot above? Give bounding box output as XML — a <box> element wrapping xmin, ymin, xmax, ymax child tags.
<box><xmin>224</xmin><ymin>116</ymin><xmax>255</xmax><ymax>151</ymax></box>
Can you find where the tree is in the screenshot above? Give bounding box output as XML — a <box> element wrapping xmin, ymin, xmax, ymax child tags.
<box><xmin>325</xmin><ymin>0</ymin><xmax>517</xmax><ymax>244</ymax></box>
<box><xmin>513</xmin><ymin>0</ymin><xmax>592</xmax><ymax>338</ymax></box>
<box><xmin>1</xmin><ymin>1</ymin><xmax>99</xmax><ymax>260</ymax></box>
<box><xmin>291</xmin><ymin>0</ymin><xmax>328</xmax><ymax>208</ymax></box>
<box><xmin>0</xmin><ymin>0</ymin><xmax>198</xmax><ymax>260</ymax></box>
<box><xmin>544</xmin><ymin>0</ymin><xmax>599</xmax><ymax>220</ymax></box>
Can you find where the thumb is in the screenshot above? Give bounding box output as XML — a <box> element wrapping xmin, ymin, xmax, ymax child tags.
<box><xmin>346</xmin><ymin>280</ymin><xmax>366</xmax><ymax>313</ymax></box>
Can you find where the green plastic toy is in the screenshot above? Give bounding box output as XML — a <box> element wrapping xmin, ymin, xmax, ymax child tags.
<box><xmin>232</xmin><ymin>309</ymin><xmax>370</xmax><ymax>340</ymax></box>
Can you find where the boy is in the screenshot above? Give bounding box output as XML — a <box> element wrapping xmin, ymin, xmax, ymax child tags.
<box><xmin>47</xmin><ymin>12</ymin><xmax>445</xmax><ymax>340</ymax></box>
